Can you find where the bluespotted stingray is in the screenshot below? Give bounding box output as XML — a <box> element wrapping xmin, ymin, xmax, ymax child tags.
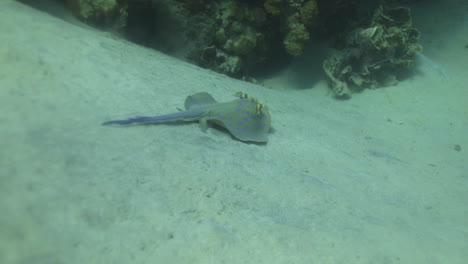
<box><xmin>102</xmin><ymin>92</ymin><xmax>271</xmax><ymax>143</ymax></box>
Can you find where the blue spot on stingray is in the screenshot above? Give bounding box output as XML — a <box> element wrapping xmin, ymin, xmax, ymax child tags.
<box><xmin>237</xmin><ymin>121</ymin><xmax>243</xmax><ymax>125</ymax></box>
<box><xmin>243</xmin><ymin>117</ymin><xmax>248</xmax><ymax>121</ymax></box>
<box><xmin>236</xmin><ymin>108</ymin><xmax>241</xmax><ymax>112</ymax></box>
<box><xmin>250</xmin><ymin>115</ymin><xmax>256</xmax><ymax>119</ymax></box>
<box><xmin>227</xmin><ymin>122</ymin><xmax>232</xmax><ymax>127</ymax></box>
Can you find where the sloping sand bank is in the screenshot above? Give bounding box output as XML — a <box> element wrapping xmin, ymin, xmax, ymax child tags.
<box><xmin>1</xmin><ymin>1</ymin><xmax>466</xmax><ymax>263</ymax></box>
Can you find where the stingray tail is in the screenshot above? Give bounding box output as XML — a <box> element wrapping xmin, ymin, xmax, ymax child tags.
<box><xmin>101</xmin><ymin>116</ymin><xmax>157</xmax><ymax>126</ymax></box>
<box><xmin>102</xmin><ymin>109</ymin><xmax>206</xmax><ymax>126</ymax></box>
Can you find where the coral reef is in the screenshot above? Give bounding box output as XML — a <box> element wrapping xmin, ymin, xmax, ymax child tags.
<box><xmin>323</xmin><ymin>6</ymin><xmax>423</xmax><ymax>98</ymax></box>
<box><xmin>63</xmin><ymin>0</ymin><xmax>320</xmax><ymax>77</ymax></box>
<box><xmin>66</xmin><ymin>0</ymin><xmax>128</xmax><ymax>28</ymax></box>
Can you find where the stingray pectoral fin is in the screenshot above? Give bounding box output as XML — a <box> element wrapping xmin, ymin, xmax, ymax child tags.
<box><xmin>199</xmin><ymin>117</ymin><xmax>209</xmax><ymax>132</ymax></box>
<box><xmin>184</xmin><ymin>92</ymin><xmax>218</xmax><ymax>110</ymax></box>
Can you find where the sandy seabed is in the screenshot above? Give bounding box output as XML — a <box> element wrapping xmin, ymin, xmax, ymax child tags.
<box><xmin>0</xmin><ymin>0</ymin><xmax>466</xmax><ymax>263</ymax></box>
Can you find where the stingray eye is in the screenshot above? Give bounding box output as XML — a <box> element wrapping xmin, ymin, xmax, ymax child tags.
<box><xmin>235</xmin><ymin>91</ymin><xmax>249</xmax><ymax>99</ymax></box>
<box><xmin>255</xmin><ymin>103</ymin><xmax>263</xmax><ymax>115</ymax></box>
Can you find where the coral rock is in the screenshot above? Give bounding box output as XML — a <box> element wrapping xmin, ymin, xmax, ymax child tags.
<box><xmin>67</xmin><ymin>0</ymin><xmax>127</xmax><ymax>28</ymax></box>
<box><xmin>323</xmin><ymin>6</ymin><xmax>423</xmax><ymax>98</ymax></box>
<box><xmin>283</xmin><ymin>24</ymin><xmax>309</xmax><ymax>56</ymax></box>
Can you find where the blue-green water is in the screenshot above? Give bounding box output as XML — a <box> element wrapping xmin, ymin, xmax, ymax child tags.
<box><xmin>1</xmin><ymin>1</ymin><xmax>466</xmax><ymax>263</ymax></box>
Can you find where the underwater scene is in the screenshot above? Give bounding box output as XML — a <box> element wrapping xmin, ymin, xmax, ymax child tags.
<box><xmin>1</xmin><ymin>0</ymin><xmax>467</xmax><ymax>263</ymax></box>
